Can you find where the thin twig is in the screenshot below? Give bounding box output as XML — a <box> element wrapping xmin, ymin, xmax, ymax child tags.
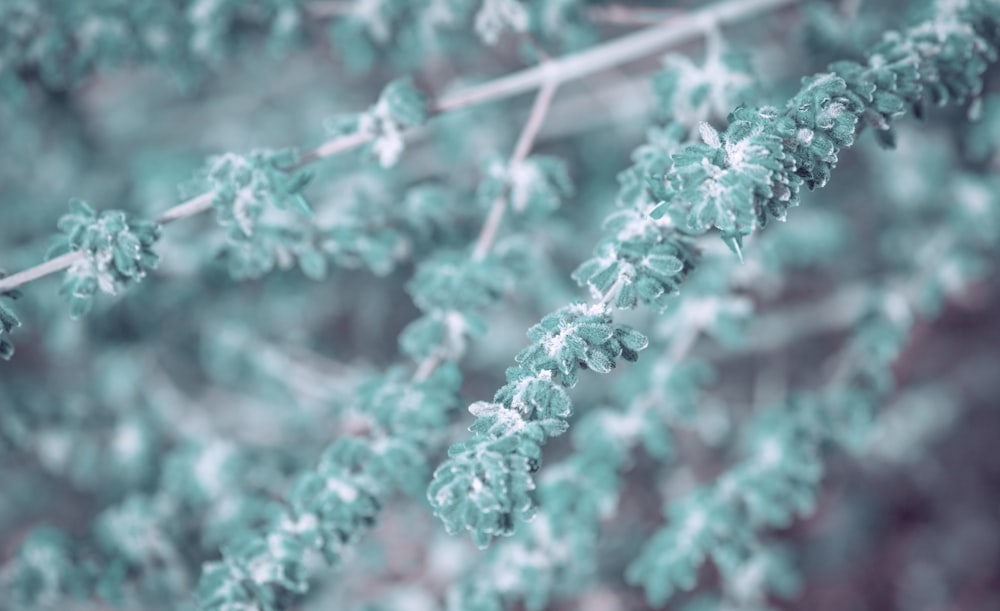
<box><xmin>0</xmin><ymin>251</ymin><xmax>83</xmax><ymax>292</ymax></box>
<box><xmin>599</xmin><ymin>277</ymin><xmax>627</xmax><ymax>306</ymax></box>
<box><xmin>413</xmin><ymin>354</ymin><xmax>441</xmax><ymax>382</ymax></box>
<box><xmin>472</xmin><ymin>73</ymin><xmax>559</xmax><ymax>262</ymax></box>
<box><xmin>156</xmin><ymin>191</ymin><xmax>216</xmax><ymax>225</ymax></box>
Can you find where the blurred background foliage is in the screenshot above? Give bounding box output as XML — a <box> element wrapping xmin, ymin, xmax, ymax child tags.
<box><xmin>1</xmin><ymin>0</ymin><xmax>999</xmax><ymax>609</ymax></box>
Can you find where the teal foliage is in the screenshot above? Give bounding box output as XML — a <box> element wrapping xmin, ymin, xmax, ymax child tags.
<box><xmin>0</xmin><ymin>0</ymin><xmax>309</xmax><ymax>101</ymax></box>
<box><xmin>627</xmin><ymin>488</ymin><xmax>754</xmax><ymax>606</ymax></box>
<box><xmin>655</xmin><ymin>118</ymin><xmax>786</xmax><ymax>244</ymax></box>
<box><xmin>161</xmin><ymin>441</ymin><xmax>242</xmax><ymax>507</ymax></box>
<box><xmin>429</xmin><ymin>435</ymin><xmax>539</xmax><ymax>547</ymax></box>
<box><xmin>398</xmin><ymin>240</ymin><xmax>532</xmax><ymax>363</ymax></box>
<box><xmin>449</xmin><ymin>353</ymin><xmax>719</xmax><ymax>610</ymax></box>
<box><xmin>616</xmin><ymin>122</ymin><xmax>687</xmax><ymax>208</ymax></box>
<box><xmin>401</xmin><ymin>251</ymin><xmax>519</xmax><ymax>360</ymax></box>
<box><xmin>324</xmin><ymin>0</ymin><xmax>591</xmax><ymax>71</ymax></box>
<box><xmin>0</xmin><ymin>364</ymin><xmax>159</xmax><ymax>491</ymax></box>
<box><xmin>323</xmin><ymin>184</ymin><xmax>459</xmax><ymax>276</ymax></box>
<box><xmin>964</xmin><ymin>93</ymin><xmax>1000</xmax><ymax>162</ymax></box>
<box><xmin>47</xmin><ymin>199</ymin><xmax>161</xmax><ymax>318</ymax></box>
<box><xmin>2</xmin><ymin>1</ymin><xmax>1000</xmax><ymax>611</ymax></box>
<box><xmin>575</xmin><ymin>133</ymin><xmax>696</xmax><ymax>310</ymax></box>
<box><xmin>428</xmin><ymin>368</ymin><xmax>576</xmax><ymax>546</ymax></box>
<box><xmin>445</xmin><ymin>448</ymin><xmax>622</xmax><ymax>609</ymax></box>
<box><xmin>428</xmin><ymin>303</ymin><xmax>648</xmax><ymax>546</ymax></box>
<box><xmin>730</xmin><ymin>397</ymin><xmax>830</xmax><ymax>528</ymax></box>
<box><xmin>653</xmin><ymin>31</ymin><xmax>757</xmax><ymax>127</ymax></box>
<box><xmin>428</xmin><ymin>0</ymin><xmax>1000</xmax><ymax>555</ymax></box>
<box><xmin>325</xmin><ymin>77</ymin><xmax>429</xmax><ymax>167</ymax></box>
<box><xmin>196</xmin><ymin>363</ymin><xmax>462</xmax><ymax>608</ymax></box>
<box><xmin>572</xmin><ymin>218</ymin><xmax>697</xmax><ymax>308</ymax></box>
<box><xmin>626</xmin><ymin>384</ymin><xmax>872</xmax><ymax>605</ymax></box>
<box><xmin>515</xmin><ymin>303</ymin><xmax>648</xmax><ymax>384</ymax></box>
<box><xmin>475</xmin><ymin>0</ymin><xmax>530</xmax><ymax>45</ymax></box>
<box><xmin>477</xmin><ymin>154</ymin><xmax>573</xmax><ymax>218</ymax></box>
<box><xmin>625</xmin><ymin>168</ymin><xmax>995</xmax><ymax>608</ymax></box>
<box><xmin>641</xmin><ymin>0</ymin><xmax>997</xmax><ymax>250</ymax></box>
<box><xmin>6</xmin><ymin>527</ymin><xmax>87</xmax><ymax>606</ymax></box>
<box><xmin>6</xmin><ymin>514</ymin><xmax>175</xmax><ymax>609</ymax></box>
<box><xmin>194</xmin><ymin>92</ymin><xmax>549</xmax><ymax>601</ymax></box>
<box><xmin>523</xmin><ymin>0</ymin><xmax>595</xmax><ymax>53</ymax></box>
<box><xmin>194</xmin><ymin>148</ymin><xmax>317</xmax><ymax>280</ymax></box>
<box><xmin>408</xmin><ymin>251</ymin><xmax>517</xmax><ymax>314</ymax></box>
<box><xmin>327</xmin><ymin>0</ymin><xmax>479</xmax><ymax>72</ymax></box>
<box><xmin>201</xmin><ymin>148</ymin><xmax>312</xmax><ymax>229</ymax></box>
<box><xmin>93</xmin><ymin>496</ymin><xmax>186</xmax><ymax>589</ymax></box>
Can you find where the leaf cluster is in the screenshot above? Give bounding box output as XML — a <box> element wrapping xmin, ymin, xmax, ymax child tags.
<box><xmin>47</xmin><ymin>199</ymin><xmax>161</xmax><ymax>318</ymax></box>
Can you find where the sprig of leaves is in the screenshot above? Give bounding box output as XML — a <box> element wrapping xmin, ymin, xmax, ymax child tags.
<box><xmin>0</xmin><ymin>0</ymin><xmax>309</xmax><ymax>103</ymax></box>
<box><xmin>46</xmin><ymin>200</ymin><xmax>161</xmax><ymax>318</ymax></box>
<box><xmin>646</xmin><ymin>0</ymin><xmax>998</xmax><ymax>253</ymax></box>
<box><xmin>192</xmin><ymin>148</ymin><xmax>320</xmax><ymax>280</ymax></box>
<box><xmin>196</xmin><ymin>120</ymin><xmax>567</xmax><ymax>608</ymax></box>
<box><xmin>325</xmin><ymin>77</ymin><xmax>429</xmax><ymax>167</ymax></box>
<box><xmin>428</xmin><ymin>302</ymin><xmax>649</xmax><ymax>546</ymax></box>
<box><xmin>196</xmin><ymin>362</ymin><xmax>463</xmax><ymax>610</ymax></box>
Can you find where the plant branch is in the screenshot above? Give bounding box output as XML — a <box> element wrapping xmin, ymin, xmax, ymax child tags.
<box><xmin>0</xmin><ymin>0</ymin><xmax>796</xmax><ymax>295</ymax></box>
<box><xmin>472</xmin><ymin>72</ymin><xmax>559</xmax><ymax>262</ymax></box>
<box><xmin>0</xmin><ymin>193</ymin><xmax>217</xmax><ymax>293</ymax></box>
<box><xmin>0</xmin><ymin>251</ymin><xmax>83</xmax><ymax>293</ymax></box>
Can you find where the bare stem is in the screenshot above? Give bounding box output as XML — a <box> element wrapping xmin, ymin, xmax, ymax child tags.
<box><xmin>0</xmin><ymin>252</ymin><xmax>84</xmax><ymax>293</ymax></box>
<box><xmin>471</xmin><ymin>196</ymin><xmax>510</xmax><ymax>263</ymax></box>
<box><xmin>510</xmin><ymin>72</ymin><xmax>558</xmax><ymax>165</ymax></box>
<box><xmin>298</xmin><ymin>131</ymin><xmax>375</xmax><ymax>164</ymax></box>
<box><xmin>413</xmin><ymin>354</ymin><xmax>441</xmax><ymax>382</ymax></box>
<box><xmin>599</xmin><ymin>277</ymin><xmax>627</xmax><ymax>306</ymax></box>
<box><xmin>472</xmin><ymin>75</ymin><xmax>559</xmax><ymax>262</ymax></box>
<box><xmin>156</xmin><ymin>191</ymin><xmax>216</xmax><ymax>225</ymax></box>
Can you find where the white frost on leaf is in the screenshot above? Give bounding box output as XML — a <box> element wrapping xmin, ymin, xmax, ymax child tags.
<box><xmin>475</xmin><ymin>0</ymin><xmax>529</xmax><ymax>45</ymax></box>
<box><xmin>325</xmin><ymin>477</ymin><xmax>360</xmax><ymax>502</ymax></box>
<box><xmin>507</xmin><ymin>160</ymin><xmax>541</xmax><ymax>214</ymax></box>
<box><xmin>699</xmin><ymin>122</ymin><xmax>721</xmax><ymax>149</ymax></box>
